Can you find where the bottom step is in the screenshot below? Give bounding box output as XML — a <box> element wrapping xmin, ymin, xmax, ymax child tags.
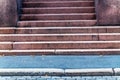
<box><xmin>0</xmin><ymin>49</ymin><xmax>120</xmax><ymax>56</ymax></box>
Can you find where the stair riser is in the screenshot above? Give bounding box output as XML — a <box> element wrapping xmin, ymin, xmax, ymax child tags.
<box><xmin>0</xmin><ymin>51</ymin><xmax>120</xmax><ymax>56</ymax></box>
<box><xmin>23</xmin><ymin>2</ymin><xmax>94</xmax><ymax>8</ymax></box>
<box><xmin>0</xmin><ymin>35</ymin><xmax>98</xmax><ymax>41</ymax></box>
<box><xmin>0</xmin><ymin>44</ymin><xmax>12</xmax><ymax>50</ymax></box>
<box><xmin>18</xmin><ymin>21</ymin><xmax>97</xmax><ymax>27</ymax></box>
<box><xmin>22</xmin><ymin>8</ymin><xmax>95</xmax><ymax>14</ymax></box>
<box><xmin>0</xmin><ymin>29</ymin><xmax>15</xmax><ymax>34</ymax></box>
<box><xmin>16</xmin><ymin>28</ymin><xmax>120</xmax><ymax>33</ymax></box>
<box><xmin>1</xmin><ymin>35</ymin><xmax>120</xmax><ymax>42</ymax></box>
<box><xmin>1</xmin><ymin>28</ymin><xmax>120</xmax><ymax>34</ymax></box>
<box><xmin>20</xmin><ymin>14</ymin><xmax>96</xmax><ymax>20</ymax></box>
<box><xmin>13</xmin><ymin>43</ymin><xmax>120</xmax><ymax>49</ymax></box>
<box><xmin>23</xmin><ymin>0</ymin><xmax>94</xmax><ymax>2</ymax></box>
<box><xmin>16</xmin><ymin>28</ymin><xmax>106</xmax><ymax>34</ymax></box>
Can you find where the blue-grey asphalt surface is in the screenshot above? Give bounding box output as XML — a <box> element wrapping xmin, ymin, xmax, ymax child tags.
<box><xmin>0</xmin><ymin>55</ymin><xmax>120</xmax><ymax>69</ymax></box>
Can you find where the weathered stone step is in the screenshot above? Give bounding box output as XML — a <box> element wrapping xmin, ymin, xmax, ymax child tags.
<box><xmin>1</xmin><ymin>27</ymin><xmax>120</xmax><ymax>34</ymax></box>
<box><xmin>0</xmin><ymin>49</ymin><xmax>120</xmax><ymax>56</ymax></box>
<box><xmin>1</xmin><ymin>41</ymin><xmax>120</xmax><ymax>50</ymax></box>
<box><xmin>12</xmin><ymin>41</ymin><xmax>120</xmax><ymax>49</ymax></box>
<box><xmin>0</xmin><ymin>33</ymin><xmax>120</xmax><ymax>42</ymax></box>
<box><xmin>0</xmin><ymin>27</ymin><xmax>15</xmax><ymax>34</ymax></box>
<box><xmin>20</xmin><ymin>13</ymin><xmax>96</xmax><ymax>20</ymax></box>
<box><xmin>22</xmin><ymin>7</ymin><xmax>95</xmax><ymax>14</ymax></box>
<box><xmin>18</xmin><ymin>20</ymin><xmax>97</xmax><ymax>27</ymax></box>
<box><xmin>23</xmin><ymin>1</ymin><xmax>94</xmax><ymax>8</ymax></box>
<box><xmin>0</xmin><ymin>42</ymin><xmax>12</xmax><ymax>50</ymax></box>
<box><xmin>23</xmin><ymin>0</ymin><xmax>94</xmax><ymax>2</ymax></box>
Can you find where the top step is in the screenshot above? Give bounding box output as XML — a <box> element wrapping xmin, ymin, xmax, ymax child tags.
<box><xmin>23</xmin><ymin>0</ymin><xmax>94</xmax><ymax>2</ymax></box>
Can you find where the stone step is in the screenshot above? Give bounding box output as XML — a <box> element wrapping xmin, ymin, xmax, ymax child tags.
<box><xmin>0</xmin><ymin>49</ymin><xmax>120</xmax><ymax>56</ymax></box>
<box><xmin>20</xmin><ymin>13</ymin><xmax>96</xmax><ymax>20</ymax></box>
<box><xmin>0</xmin><ymin>42</ymin><xmax>12</xmax><ymax>50</ymax></box>
<box><xmin>0</xmin><ymin>27</ymin><xmax>15</xmax><ymax>34</ymax></box>
<box><xmin>12</xmin><ymin>41</ymin><xmax>120</xmax><ymax>49</ymax></box>
<box><xmin>22</xmin><ymin>7</ymin><xmax>95</xmax><ymax>14</ymax></box>
<box><xmin>0</xmin><ymin>33</ymin><xmax>120</xmax><ymax>42</ymax></box>
<box><xmin>1</xmin><ymin>41</ymin><xmax>120</xmax><ymax>50</ymax></box>
<box><xmin>18</xmin><ymin>20</ymin><xmax>97</xmax><ymax>27</ymax></box>
<box><xmin>23</xmin><ymin>1</ymin><xmax>95</xmax><ymax>8</ymax></box>
<box><xmin>23</xmin><ymin>0</ymin><xmax>94</xmax><ymax>2</ymax></box>
<box><xmin>1</xmin><ymin>26</ymin><xmax>120</xmax><ymax>34</ymax></box>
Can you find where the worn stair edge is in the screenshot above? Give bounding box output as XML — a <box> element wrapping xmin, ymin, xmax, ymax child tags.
<box><xmin>114</xmin><ymin>68</ymin><xmax>120</xmax><ymax>76</ymax></box>
<box><xmin>0</xmin><ymin>26</ymin><xmax>120</xmax><ymax>29</ymax></box>
<box><xmin>0</xmin><ymin>68</ymin><xmax>114</xmax><ymax>76</ymax></box>
<box><xmin>23</xmin><ymin>0</ymin><xmax>94</xmax><ymax>2</ymax></box>
<box><xmin>23</xmin><ymin>0</ymin><xmax>94</xmax><ymax>3</ymax></box>
<box><xmin>13</xmin><ymin>41</ymin><xmax>120</xmax><ymax>44</ymax></box>
<box><xmin>0</xmin><ymin>49</ymin><xmax>120</xmax><ymax>56</ymax></box>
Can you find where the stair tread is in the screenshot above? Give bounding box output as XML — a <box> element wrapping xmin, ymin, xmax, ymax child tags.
<box><xmin>1</xmin><ymin>33</ymin><xmax>120</xmax><ymax>36</ymax></box>
<box><xmin>0</xmin><ymin>26</ymin><xmax>120</xmax><ymax>29</ymax></box>
<box><xmin>23</xmin><ymin>0</ymin><xmax>94</xmax><ymax>2</ymax></box>
<box><xmin>23</xmin><ymin>0</ymin><xmax>94</xmax><ymax>3</ymax></box>
<box><xmin>7</xmin><ymin>41</ymin><xmax>120</xmax><ymax>44</ymax></box>
<box><xmin>1</xmin><ymin>41</ymin><xmax>120</xmax><ymax>43</ymax></box>
<box><xmin>18</xmin><ymin>20</ymin><xmax>97</xmax><ymax>22</ymax></box>
<box><xmin>22</xmin><ymin>7</ymin><xmax>95</xmax><ymax>9</ymax></box>
<box><xmin>21</xmin><ymin>13</ymin><xmax>96</xmax><ymax>16</ymax></box>
<box><xmin>0</xmin><ymin>49</ymin><xmax>120</xmax><ymax>52</ymax></box>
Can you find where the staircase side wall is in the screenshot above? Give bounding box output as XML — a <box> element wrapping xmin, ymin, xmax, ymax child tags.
<box><xmin>95</xmin><ymin>0</ymin><xmax>120</xmax><ymax>25</ymax></box>
<box><xmin>0</xmin><ymin>0</ymin><xmax>18</xmax><ymax>27</ymax></box>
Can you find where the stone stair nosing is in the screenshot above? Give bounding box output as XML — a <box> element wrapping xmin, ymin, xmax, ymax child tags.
<box><xmin>1</xmin><ymin>49</ymin><xmax>120</xmax><ymax>56</ymax></box>
<box><xmin>23</xmin><ymin>0</ymin><xmax>94</xmax><ymax>2</ymax></box>
<box><xmin>0</xmin><ymin>26</ymin><xmax>120</xmax><ymax>34</ymax></box>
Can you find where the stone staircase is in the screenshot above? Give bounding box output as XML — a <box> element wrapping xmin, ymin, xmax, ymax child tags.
<box><xmin>18</xmin><ymin>0</ymin><xmax>96</xmax><ymax>27</ymax></box>
<box><xmin>0</xmin><ymin>0</ymin><xmax>120</xmax><ymax>55</ymax></box>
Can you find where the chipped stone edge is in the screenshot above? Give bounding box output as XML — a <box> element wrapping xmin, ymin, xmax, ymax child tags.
<box><xmin>0</xmin><ymin>68</ymin><xmax>116</xmax><ymax>76</ymax></box>
<box><xmin>114</xmin><ymin>68</ymin><xmax>120</xmax><ymax>76</ymax></box>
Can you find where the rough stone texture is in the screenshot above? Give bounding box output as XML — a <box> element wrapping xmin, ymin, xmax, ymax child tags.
<box><xmin>0</xmin><ymin>0</ymin><xmax>18</xmax><ymax>27</ymax></box>
<box><xmin>96</xmin><ymin>0</ymin><xmax>120</xmax><ymax>25</ymax></box>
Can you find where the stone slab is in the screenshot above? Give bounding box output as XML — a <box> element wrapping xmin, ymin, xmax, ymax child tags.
<box><xmin>96</xmin><ymin>0</ymin><xmax>120</xmax><ymax>25</ymax></box>
<box><xmin>0</xmin><ymin>0</ymin><xmax>17</xmax><ymax>27</ymax></box>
